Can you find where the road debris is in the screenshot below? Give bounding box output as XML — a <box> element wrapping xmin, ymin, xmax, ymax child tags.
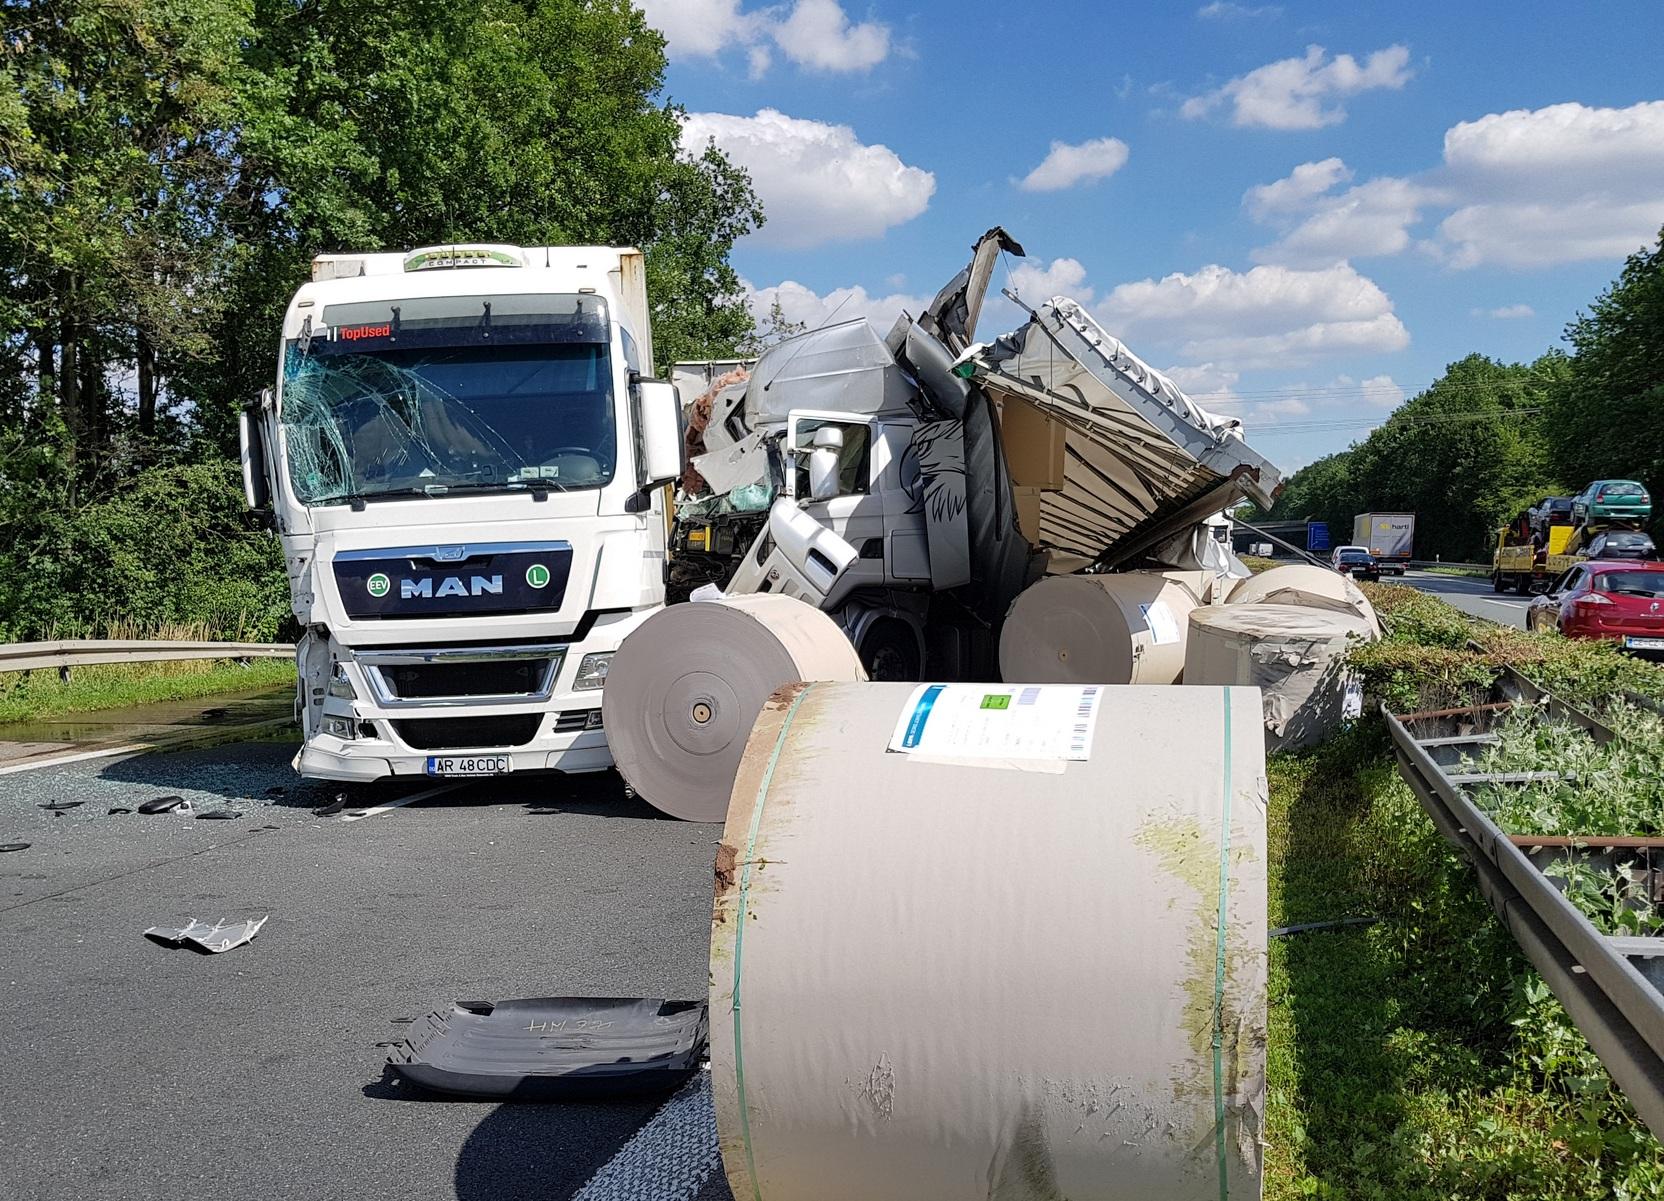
<box><xmin>195</xmin><ymin>809</ymin><xmax>244</xmax><ymax>821</ymax></box>
<box><xmin>0</xmin><ymin>842</ymin><xmax>29</xmax><ymax>853</ymax></box>
<box><xmin>107</xmin><ymin>806</ymin><xmax>132</xmax><ymax>815</ymax></box>
<box><xmin>38</xmin><ymin>800</ymin><xmax>83</xmax><ymax>811</ymax></box>
<box><xmin>313</xmin><ymin>794</ymin><xmax>348</xmax><ymax>817</ymax></box>
<box><xmin>386</xmin><ymin>997</ymin><xmax>708</xmax><ymax>1100</ymax></box>
<box><xmin>144</xmin><ymin>915</ymin><xmax>269</xmax><ymax>954</ymax></box>
<box><xmin>138</xmin><ymin>795</ymin><xmax>190</xmax><ymax>815</ymax></box>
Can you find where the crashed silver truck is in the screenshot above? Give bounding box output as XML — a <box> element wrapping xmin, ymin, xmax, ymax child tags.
<box><xmin>668</xmin><ymin>229</ymin><xmax>1283</xmax><ymax>679</ymax></box>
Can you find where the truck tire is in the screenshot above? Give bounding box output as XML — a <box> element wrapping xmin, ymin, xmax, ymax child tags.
<box><xmin>858</xmin><ymin>620</ymin><xmax>922</xmax><ymax>681</ymax></box>
<box><xmin>1492</xmin><ymin>572</ymin><xmax>1505</xmax><ymax>593</ymax></box>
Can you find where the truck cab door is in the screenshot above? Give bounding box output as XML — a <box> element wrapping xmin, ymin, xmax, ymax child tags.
<box><xmin>785</xmin><ymin>410</ymin><xmax>887</xmax><ymax>590</ymax></box>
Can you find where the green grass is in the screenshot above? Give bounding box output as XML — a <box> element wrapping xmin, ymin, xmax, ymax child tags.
<box><xmin>1265</xmin><ymin>725</ymin><xmax>1664</xmax><ymax>1199</ymax></box>
<box><xmin>0</xmin><ymin>657</ymin><xmax>295</xmax><ymax>724</ymax></box>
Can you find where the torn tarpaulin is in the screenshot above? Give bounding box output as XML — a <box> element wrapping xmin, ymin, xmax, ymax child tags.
<box><xmin>144</xmin><ymin>916</ymin><xmax>269</xmax><ymax>954</ymax></box>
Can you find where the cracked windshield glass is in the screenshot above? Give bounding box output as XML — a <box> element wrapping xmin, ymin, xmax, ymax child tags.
<box><xmin>281</xmin><ymin>293</ymin><xmax>614</xmax><ymax>503</ymax></box>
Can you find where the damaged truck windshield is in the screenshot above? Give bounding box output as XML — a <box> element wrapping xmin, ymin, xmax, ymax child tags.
<box><xmin>280</xmin><ymin>293</ymin><xmax>615</xmax><ymax>504</ymax></box>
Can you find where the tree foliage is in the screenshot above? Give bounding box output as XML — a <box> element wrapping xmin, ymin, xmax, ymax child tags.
<box><xmin>0</xmin><ymin>0</ymin><xmax>762</xmax><ymax>639</ymax></box>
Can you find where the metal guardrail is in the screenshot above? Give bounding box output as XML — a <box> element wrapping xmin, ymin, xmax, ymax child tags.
<box><xmin>1386</xmin><ymin>677</ymin><xmax>1664</xmax><ymax>1139</ymax></box>
<box><xmin>0</xmin><ymin>640</ymin><xmax>293</xmax><ymax>674</ymax></box>
<box><xmin>1407</xmin><ymin>559</ymin><xmax>1490</xmax><ymax>571</ymax></box>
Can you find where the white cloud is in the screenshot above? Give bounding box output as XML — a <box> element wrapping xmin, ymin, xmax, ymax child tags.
<box><xmin>1094</xmin><ymin>261</ymin><xmax>1410</xmax><ymax>368</ymax></box>
<box><xmin>681</xmin><ymin>110</ymin><xmax>935</xmax><ymax>248</ymax></box>
<box><xmin>1181</xmin><ymin>44</ymin><xmax>1413</xmax><ymax>130</ymax></box>
<box><xmin>771</xmin><ymin>0</ymin><xmax>889</xmax><ymax>72</ymax></box>
<box><xmin>636</xmin><ymin>0</ymin><xmax>889</xmax><ymax>74</ymax></box>
<box><xmin>1243</xmin><ymin>101</ymin><xmax>1664</xmax><ymax>269</ymax></box>
<box><xmin>1432</xmin><ymin>101</ymin><xmax>1664</xmax><ymax>268</ymax></box>
<box><xmin>1473</xmin><ymin>304</ymin><xmax>1535</xmax><ymax>319</ymax></box>
<box><xmin>745</xmin><ymin>278</ymin><xmax>930</xmax><ymax>332</ymax></box>
<box><xmin>1017</xmin><ymin>137</ymin><xmax>1130</xmax><ymax>192</ymax></box>
<box><xmin>1441</xmin><ymin>100</ymin><xmax>1664</xmax><ymax>184</ymax></box>
<box><xmin>1345</xmin><ymin>373</ymin><xmax>1406</xmax><ymax>408</ymax></box>
<box><xmin>1197</xmin><ymin>2</ymin><xmax>1282</xmax><ymax>18</ymax></box>
<box><xmin>1008</xmin><ymin>257</ymin><xmax>1094</xmax><ymax>306</ymax></box>
<box><xmin>1244</xmin><ymin>157</ymin><xmax>1353</xmax><ymax>219</ymax></box>
<box><xmin>1248</xmin><ymin>167</ymin><xmax>1433</xmax><ymax>266</ymax></box>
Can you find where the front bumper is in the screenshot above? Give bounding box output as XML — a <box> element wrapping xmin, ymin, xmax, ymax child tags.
<box><xmin>293</xmin><ymin>609</ymin><xmax>656</xmax><ymax>783</ymax></box>
<box><xmin>295</xmin><ymin>725</ymin><xmax>614</xmax><ymax>782</ymax></box>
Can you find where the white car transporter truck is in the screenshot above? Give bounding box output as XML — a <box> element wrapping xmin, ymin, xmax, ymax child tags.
<box><xmin>238</xmin><ymin>243</ymin><xmax>682</xmax><ymax>782</ymax></box>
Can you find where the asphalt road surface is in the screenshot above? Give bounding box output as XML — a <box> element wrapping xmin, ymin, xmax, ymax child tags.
<box><xmin>0</xmin><ymin>731</ymin><xmax>734</xmax><ymax>1201</ymax></box>
<box><xmin>1397</xmin><ymin>568</ymin><xmax>1533</xmax><ymax>628</ymax></box>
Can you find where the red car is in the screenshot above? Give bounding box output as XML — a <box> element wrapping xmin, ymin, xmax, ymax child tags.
<box><xmin>1527</xmin><ymin>559</ymin><xmax>1664</xmax><ymax>652</ymax></box>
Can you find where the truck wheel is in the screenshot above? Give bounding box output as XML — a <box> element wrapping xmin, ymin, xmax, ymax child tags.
<box><xmin>1492</xmin><ymin>572</ymin><xmax>1505</xmax><ymax>593</ymax></box>
<box><xmin>858</xmin><ymin>621</ymin><xmax>922</xmax><ymax>682</ymax></box>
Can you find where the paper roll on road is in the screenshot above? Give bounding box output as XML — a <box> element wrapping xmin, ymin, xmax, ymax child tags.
<box><xmin>1186</xmin><ymin>602</ymin><xmax>1376</xmax><ymax>752</ymax></box>
<box><xmin>998</xmin><ymin>570</ymin><xmax>1206</xmax><ymax>684</ymax></box>
<box><xmin>602</xmin><ymin>595</ymin><xmax>864</xmax><ymax>821</ymax></box>
<box><xmin>1226</xmin><ymin>563</ymin><xmax>1380</xmax><ymax>635</ymax></box>
<box><xmin>711</xmin><ymin>681</ymin><xmax>1268</xmax><ymax>1201</ymax></box>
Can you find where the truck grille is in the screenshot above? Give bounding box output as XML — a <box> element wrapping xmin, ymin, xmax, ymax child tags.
<box><xmin>392</xmin><ymin>715</ymin><xmax>543</xmax><ymax>750</ymax></box>
<box><xmin>379</xmin><ymin>659</ymin><xmax>548</xmax><ymax>700</ymax></box>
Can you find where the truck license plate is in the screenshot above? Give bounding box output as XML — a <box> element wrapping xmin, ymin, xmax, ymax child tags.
<box><xmin>1624</xmin><ymin>637</ymin><xmax>1664</xmax><ymax>650</ymax></box>
<box><xmin>425</xmin><ymin>755</ymin><xmax>513</xmax><ymax>777</ymax></box>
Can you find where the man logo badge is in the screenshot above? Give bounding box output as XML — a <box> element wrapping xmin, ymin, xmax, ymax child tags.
<box><xmin>526</xmin><ymin>563</ymin><xmax>551</xmax><ymax>589</ymax></box>
<box><xmin>401</xmin><ymin>576</ymin><xmax>502</xmax><ymax>599</ymax></box>
<box><xmin>366</xmin><ymin>572</ymin><xmax>391</xmax><ymax>598</ymax></box>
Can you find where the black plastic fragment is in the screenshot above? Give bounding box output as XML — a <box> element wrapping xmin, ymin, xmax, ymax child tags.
<box><xmin>139</xmin><ymin>796</ymin><xmax>188</xmax><ymax>815</ymax></box>
<box><xmin>39</xmin><ymin>800</ymin><xmax>83</xmax><ymax>811</ymax></box>
<box><xmin>196</xmin><ymin>809</ymin><xmax>244</xmax><ymax>821</ymax></box>
<box><xmin>0</xmin><ymin>843</ymin><xmax>28</xmax><ymax>853</ymax></box>
<box><xmin>108</xmin><ymin>807</ymin><xmax>133</xmax><ymax>815</ymax></box>
<box><xmin>386</xmin><ymin>997</ymin><xmax>708</xmax><ymax>1101</ymax></box>
<box><xmin>314</xmin><ymin>795</ymin><xmax>349</xmax><ymax>817</ymax></box>
<box><xmin>526</xmin><ymin>807</ymin><xmax>562</xmax><ymax>816</ymax></box>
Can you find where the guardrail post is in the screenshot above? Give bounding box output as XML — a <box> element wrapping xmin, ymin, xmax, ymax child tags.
<box><xmin>58</xmin><ymin>665</ymin><xmax>71</xmax><ymax>684</ymax></box>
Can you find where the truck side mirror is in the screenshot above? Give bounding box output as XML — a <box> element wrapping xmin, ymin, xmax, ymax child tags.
<box><xmin>239</xmin><ymin>401</ymin><xmax>270</xmax><ymax>511</ymax></box>
<box><xmin>636</xmin><ymin>379</ymin><xmax>682</xmax><ymax>489</ymax></box>
<box><xmin>806</xmin><ymin>425</ymin><xmax>844</xmax><ymax>501</ymax></box>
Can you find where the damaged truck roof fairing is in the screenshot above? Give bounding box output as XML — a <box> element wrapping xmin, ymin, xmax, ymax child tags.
<box><xmin>969</xmin><ymin>297</ymin><xmax>1283</xmax><ymax>568</ymax></box>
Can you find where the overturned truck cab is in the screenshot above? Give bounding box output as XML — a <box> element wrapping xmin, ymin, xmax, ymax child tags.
<box><xmin>671</xmin><ymin>228</ymin><xmax>1283</xmax><ymax>680</ymax></box>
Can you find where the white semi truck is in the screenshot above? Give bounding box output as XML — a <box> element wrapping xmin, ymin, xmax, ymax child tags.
<box><xmin>238</xmin><ymin>243</ymin><xmax>682</xmax><ymax>782</ymax></box>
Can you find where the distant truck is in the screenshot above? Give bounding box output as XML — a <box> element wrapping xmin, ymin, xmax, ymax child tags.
<box><xmin>1353</xmin><ymin>513</ymin><xmax>1413</xmax><ymax>575</ymax></box>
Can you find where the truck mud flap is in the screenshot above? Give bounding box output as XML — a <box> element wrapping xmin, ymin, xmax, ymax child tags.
<box><xmin>386</xmin><ymin>997</ymin><xmax>707</xmax><ymax>1100</ymax></box>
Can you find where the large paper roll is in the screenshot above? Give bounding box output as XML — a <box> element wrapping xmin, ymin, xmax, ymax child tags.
<box><xmin>1186</xmin><ymin>603</ymin><xmax>1375</xmax><ymax>752</ymax></box>
<box><xmin>602</xmin><ymin>595</ymin><xmax>864</xmax><ymax>821</ymax></box>
<box><xmin>998</xmin><ymin>570</ymin><xmax>1207</xmax><ymax>684</ymax></box>
<box><xmin>712</xmin><ymin>681</ymin><xmax>1268</xmax><ymax>1201</ymax></box>
<box><xmin>1226</xmin><ymin>563</ymin><xmax>1379</xmax><ymax>635</ymax></box>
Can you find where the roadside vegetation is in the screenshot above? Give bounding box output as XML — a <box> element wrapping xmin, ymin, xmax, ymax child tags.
<box><xmin>0</xmin><ymin>656</ymin><xmax>295</xmax><ymax>726</ymax></box>
<box><xmin>1263</xmin><ymin>582</ymin><xmax>1664</xmax><ymax>1199</ymax></box>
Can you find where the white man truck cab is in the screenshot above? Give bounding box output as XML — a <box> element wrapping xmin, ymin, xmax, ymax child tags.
<box><xmin>239</xmin><ymin>243</ymin><xmax>681</xmax><ymax>782</ymax></box>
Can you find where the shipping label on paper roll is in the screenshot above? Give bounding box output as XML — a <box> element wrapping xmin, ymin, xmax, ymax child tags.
<box><xmin>886</xmin><ymin>683</ymin><xmax>1104</xmax><ymax>761</ymax></box>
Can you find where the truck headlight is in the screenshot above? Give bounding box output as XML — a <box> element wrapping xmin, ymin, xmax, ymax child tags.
<box><xmin>321</xmin><ymin>715</ymin><xmax>356</xmax><ymax>739</ymax></box>
<box><xmin>573</xmin><ymin>652</ymin><xmax>613</xmax><ymax>691</ymax></box>
<box><xmin>328</xmin><ymin>663</ymin><xmax>356</xmax><ymax>700</ymax></box>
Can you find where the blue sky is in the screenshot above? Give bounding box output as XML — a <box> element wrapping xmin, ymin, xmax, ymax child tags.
<box><xmin>638</xmin><ymin>0</ymin><xmax>1664</xmax><ymax>472</ymax></box>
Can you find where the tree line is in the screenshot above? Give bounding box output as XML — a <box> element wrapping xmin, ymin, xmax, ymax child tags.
<box><xmin>1253</xmin><ymin>230</ymin><xmax>1664</xmax><ymax>563</ymax></box>
<box><xmin>0</xmin><ymin>0</ymin><xmax>762</xmax><ymax>640</ymax></box>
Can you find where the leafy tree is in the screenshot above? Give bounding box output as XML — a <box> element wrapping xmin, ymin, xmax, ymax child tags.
<box><xmin>1263</xmin><ymin>356</ymin><xmax>1563</xmax><ymax>560</ymax></box>
<box><xmin>1545</xmin><ymin>227</ymin><xmax>1664</xmax><ymax>522</ymax></box>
